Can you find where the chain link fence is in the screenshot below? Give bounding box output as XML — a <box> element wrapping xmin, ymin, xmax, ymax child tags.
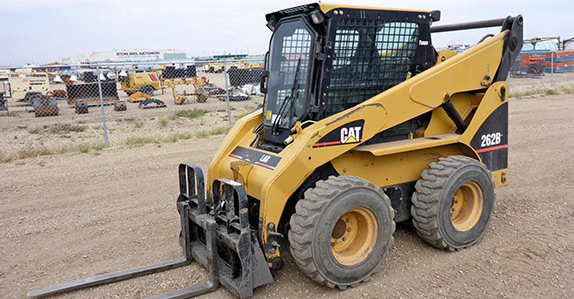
<box><xmin>508</xmin><ymin>50</ymin><xmax>574</xmax><ymax>97</ymax></box>
<box><xmin>0</xmin><ymin>59</ymin><xmax>264</xmax><ymax>162</ymax></box>
<box><xmin>3</xmin><ymin>48</ymin><xmax>573</xmax><ymax>163</ymax></box>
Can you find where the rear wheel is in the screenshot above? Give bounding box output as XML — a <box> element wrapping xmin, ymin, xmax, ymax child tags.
<box><xmin>411</xmin><ymin>156</ymin><xmax>495</xmax><ymax>251</ymax></box>
<box><xmin>289</xmin><ymin>175</ymin><xmax>395</xmax><ymax>289</ymax></box>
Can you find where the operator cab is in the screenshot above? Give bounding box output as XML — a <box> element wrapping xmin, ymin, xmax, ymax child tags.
<box><xmin>259</xmin><ymin>3</ymin><xmax>440</xmax><ymax>149</ymax></box>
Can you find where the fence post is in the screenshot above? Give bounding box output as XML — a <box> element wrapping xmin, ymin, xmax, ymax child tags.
<box><xmin>550</xmin><ymin>51</ymin><xmax>554</xmax><ymax>89</ymax></box>
<box><xmin>96</xmin><ymin>65</ymin><xmax>110</xmax><ymax>148</ymax></box>
<box><xmin>223</xmin><ymin>60</ymin><xmax>232</xmax><ymax>128</ymax></box>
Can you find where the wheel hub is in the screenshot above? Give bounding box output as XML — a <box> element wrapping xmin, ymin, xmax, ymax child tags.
<box><xmin>330</xmin><ymin>207</ymin><xmax>378</xmax><ymax>266</ymax></box>
<box><xmin>450</xmin><ymin>182</ymin><xmax>484</xmax><ymax>232</ymax></box>
<box><xmin>331</xmin><ymin>219</ymin><xmax>347</xmax><ymax>239</ymax></box>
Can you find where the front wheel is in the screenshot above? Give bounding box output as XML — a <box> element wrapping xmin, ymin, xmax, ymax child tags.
<box><xmin>289</xmin><ymin>175</ymin><xmax>395</xmax><ymax>289</ymax></box>
<box><xmin>411</xmin><ymin>156</ymin><xmax>495</xmax><ymax>251</ymax></box>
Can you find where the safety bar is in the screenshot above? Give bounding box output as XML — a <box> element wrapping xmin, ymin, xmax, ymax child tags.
<box><xmin>431</xmin><ymin>16</ymin><xmax>518</xmax><ymax>33</ymax></box>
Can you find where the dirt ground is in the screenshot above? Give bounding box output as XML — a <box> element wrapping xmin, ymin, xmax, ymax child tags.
<box><xmin>1</xmin><ymin>92</ymin><xmax>573</xmax><ymax>298</ymax></box>
<box><xmin>508</xmin><ymin>71</ymin><xmax>574</xmax><ymax>93</ymax></box>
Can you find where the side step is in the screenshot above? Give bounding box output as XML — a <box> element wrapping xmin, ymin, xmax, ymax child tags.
<box><xmin>27</xmin><ymin>163</ymin><xmax>273</xmax><ymax>298</ymax></box>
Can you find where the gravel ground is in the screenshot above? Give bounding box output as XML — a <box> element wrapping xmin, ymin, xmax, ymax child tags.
<box><xmin>508</xmin><ymin>72</ymin><xmax>574</xmax><ymax>94</ymax></box>
<box><xmin>1</xmin><ymin>93</ymin><xmax>573</xmax><ymax>298</ymax></box>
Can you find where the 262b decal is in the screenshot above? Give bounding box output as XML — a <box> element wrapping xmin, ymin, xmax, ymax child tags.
<box><xmin>480</xmin><ymin>132</ymin><xmax>502</xmax><ymax>148</ymax></box>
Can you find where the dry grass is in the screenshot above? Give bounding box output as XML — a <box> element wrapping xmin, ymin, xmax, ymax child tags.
<box><xmin>196</xmin><ymin>127</ymin><xmax>229</xmax><ymax>138</ymax></box>
<box><xmin>132</xmin><ymin>119</ymin><xmax>144</xmax><ymax>128</ymax></box>
<box><xmin>165</xmin><ymin>132</ymin><xmax>193</xmax><ymax>142</ymax></box>
<box><xmin>0</xmin><ymin>152</ymin><xmax>13</xmax><ymax>163</ymax></box>
<box><xmin>511</xmin><ymin>86</ymin><xmax>574</xmax><ymax>99</ymax></box>
<box><xmin>234</xmin><ymin>111</ymin><xmax>252</xmax><ymax>120</ymax></box>
<box><xmin>28</xmin><ymin>124</ymin><xmax>86</xmax><ymax>134</ymax></box>
<box><xmin>124</xmin><ymin>136</ymin><xmax>160</xmax><ymax>146</ymax></box>
<box><xmin>175</xmin><ymin>108</ymin><xmax>208</xmax><ymax>119</ymax></box>
<box><xmin>123</xmin><ymin>127</ymin><xmax>228</xmax><ymax>148</ymax></box>
<box><xmin>124</xmin><ymin>132</ymin><xmax>194</xmax><ymax>146</ymax></box>
<box><xmin>28</xmin><ymin>126</ymin><xmax>42</xmax><ymax>134</ymax></box>
<box><xmin>50</xmin><ymin>124</ymin><xmax>86</xmax><ymax>134</ymax></box>
<box><xmin>158</xmin><ymin>115</ymin><xmax>171</xmax><ymax>127</ymax></box>
<box><xmin>1</xmin><ymin>143</ymin><xmax>106</xmax><ymax>163</ymax></box>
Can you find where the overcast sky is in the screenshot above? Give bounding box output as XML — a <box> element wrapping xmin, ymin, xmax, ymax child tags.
<box><xmin>1</xmin><ymin>0</ymin><xmax>572</xmax><ymax>65</ymax></box>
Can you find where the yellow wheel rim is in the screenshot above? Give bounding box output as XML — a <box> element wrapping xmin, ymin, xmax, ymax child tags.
<box><xmin>450</xmin><ymin>182</ymin><xmax>484</xmax><ymax>232</ymax></box>
<box><xmin>330</xmin><ymin>207</ymin><xmax>378</xmax><ymax>266</ymax></box>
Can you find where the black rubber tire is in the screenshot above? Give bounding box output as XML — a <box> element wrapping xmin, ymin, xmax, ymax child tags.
<box><xmin>141</xmin><ymin>85</ymin><xmax>154</xmax><ymax>96</ymax></box>
<box><xmin>411</xmin><ymin>156</ymin><xmax>495</xmax><ymax>251</ymax></box>
<box><xmin>288</xmin><ymin>175</ymin><xmax>395</xmax><ymax>289</ymax></box>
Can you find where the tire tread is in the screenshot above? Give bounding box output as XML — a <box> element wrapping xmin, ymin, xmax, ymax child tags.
<box><xmin>410</xmin><ymin>156</ymin><xmax>492</xmax><ymax>251</ymax></box>
<box><xmin>288</xmin><ymin>175</ymin><xmax>395</xmax><ymax>289</ymax></box>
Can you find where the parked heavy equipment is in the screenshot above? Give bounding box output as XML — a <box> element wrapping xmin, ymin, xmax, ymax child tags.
<box><xmin>128</xmin><ymin>91</ymin><xmax>153</xmax><ymax>102</ymax></box>
<box><xmin>29</xmin><ymin>3</ymin><xmax>522</xmax><ymax>298</ymax></box>
<box><xmin>120</xmin><ymin>71</ymin><xmax>162</xmax><ymax>96</ymax></box>
<box><xmin>32</xmin><ymin>97</ymin><xmax>59</xmax><ymax>117</ymax></box>
<box><xmin>6</xmin><ymin>73</ymin><xmax>49</xmax><ymax>102</ymax></box>
<box><xmin>163</xmin><ymin>77</ymin><xmax>210</xmax><ymax>104</ymax></box>
<box><xmin>121</xmin><ymin>71</ymin><xmax>210</xmax><ymax>104</ymax></box>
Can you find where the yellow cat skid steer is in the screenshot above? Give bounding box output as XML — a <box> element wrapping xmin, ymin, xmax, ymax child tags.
<box><xmin>29</xmin><ymin>3</ymin><xmax>522</xmax><ymax>298</ymax></box>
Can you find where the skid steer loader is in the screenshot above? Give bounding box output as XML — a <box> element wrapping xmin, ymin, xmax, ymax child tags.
<box><xmin>29</xmin><ymin>3</ymin><xmax>522</xmax><ymax>298</ymax></box>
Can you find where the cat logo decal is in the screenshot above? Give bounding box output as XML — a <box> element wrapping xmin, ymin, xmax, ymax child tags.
<box><xmin>313</xmin><ymin>120</ymin><xmax>365</xmax><ymax>148</ymax></box>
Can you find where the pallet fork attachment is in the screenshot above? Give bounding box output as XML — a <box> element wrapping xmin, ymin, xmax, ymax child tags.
<box><xmin>28</xmin><ymin>164</ymin><xmax>273</xmax><ymax>298</ymax></box>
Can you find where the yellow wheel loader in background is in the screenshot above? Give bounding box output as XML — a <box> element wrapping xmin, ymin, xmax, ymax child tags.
<box><xmin>29</xmin><ymin>3</ymin><xmax>523</xmax><ymax>298</ymax></box>
<box><xmin>121</xmin><ymin>70</ymin><xmax>162</xmax><ymax>96</ymax></box>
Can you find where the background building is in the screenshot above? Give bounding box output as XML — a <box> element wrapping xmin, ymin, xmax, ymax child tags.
<box><xmin>62</xmin><ymin>49</ymin><xmax>187</xmax><ymax>64</ymax></box>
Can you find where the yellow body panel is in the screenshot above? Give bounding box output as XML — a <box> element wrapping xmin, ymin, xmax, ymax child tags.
<box><xmin>208</xmin><ymin>28</ymin><xmax>512</xmax><ymax>259</ymax></box>
<box><xmin>352</xmin><ymin>133</ymin><xmax>460</xmax><ymax>156</ymax></box>
<box><xmin>121</xmin><ymin>72</ymin><xmax>161</xmax><ymax>93</ymax></box>
<box><xmin>332</xmin><ymin>145</ymin><xmax>468</xmax><ymax>188</ymax></box>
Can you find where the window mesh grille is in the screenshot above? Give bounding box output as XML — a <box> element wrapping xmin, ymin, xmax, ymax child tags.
<box><xmin>326</xmin><ymin>19</ymin><xmax>419</xmax><ymax>116</ymax></box>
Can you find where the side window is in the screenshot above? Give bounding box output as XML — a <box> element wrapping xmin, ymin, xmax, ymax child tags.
<box><xmin>326</xmin><ymin>19</ymin><xmax>420</xmax><ymax>117</ymax></box>
<box><xmin>376</xmin><ymin>22</ymin><xmax>419</xmax><ymax>74</ymax></box>
<box><xmin>332</xmin><ymin>30</ymin><xmax>359</xmax><ymax>69</ymax></box>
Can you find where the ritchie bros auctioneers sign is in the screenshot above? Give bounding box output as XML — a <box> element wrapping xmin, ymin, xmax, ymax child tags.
<box><xmin>116</xmin><ymin>51</ymin><xmax>161</xmax><ymax>57</ymax></box>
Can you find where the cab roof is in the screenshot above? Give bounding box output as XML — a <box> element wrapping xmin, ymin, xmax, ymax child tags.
<box><xmin>318</xmin><ymin>3</ymin><xmax>430</xmax><ymax>14</ymax></box>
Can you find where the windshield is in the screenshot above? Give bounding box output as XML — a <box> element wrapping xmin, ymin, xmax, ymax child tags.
<box><xmin>265</xmin><ymin>19</ymin><xmax>313</xmax><ymax>129</ymax></box>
